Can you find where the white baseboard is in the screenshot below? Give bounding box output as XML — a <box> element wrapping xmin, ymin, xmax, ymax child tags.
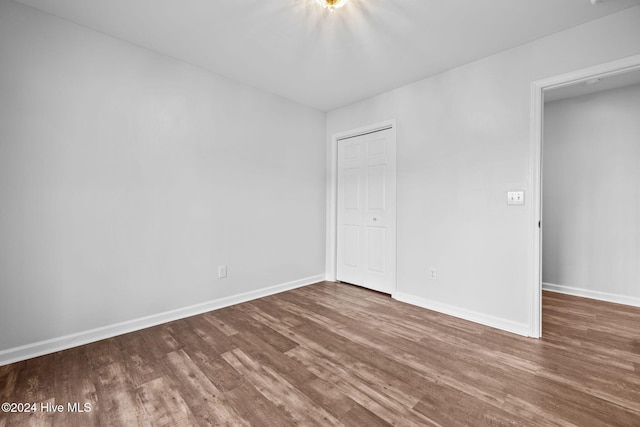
<box><xmin>392</xmin><ymin>292</ymin><xmax>530</xmax><ymax>337</ymax></box>
<box><xmin>542</xmin><ymin>282</ymin><xmax>640</xmax><ymax>308</ymax></box>
<box><xmin>0</xmin><ymin>275</ymin><xmax>324</xmax><ymax>367</ymax></box>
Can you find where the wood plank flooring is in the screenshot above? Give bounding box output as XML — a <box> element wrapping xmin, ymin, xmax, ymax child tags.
<box><xmin>1</xmin><ymin>282</ymin><xmax>639</xmax><ymax>426</ymax></box>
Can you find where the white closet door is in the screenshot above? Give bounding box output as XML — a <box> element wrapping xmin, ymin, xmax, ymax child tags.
<box><xmin>337</xmin><ymin>128</ymin><xmax>396</xmax><ymax>294</ymax></box>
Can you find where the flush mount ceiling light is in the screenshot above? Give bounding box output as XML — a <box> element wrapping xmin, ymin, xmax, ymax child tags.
<box><xmin>315</xmin><ymin>0</ymin><xmax>348</xmax><ymax>12</ymax></box>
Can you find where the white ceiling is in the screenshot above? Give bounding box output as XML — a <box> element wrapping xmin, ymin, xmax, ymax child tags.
<box><xmin>14</xmin><ymin>0</ymin><xmax>640</xmax><ymax>111</ymax></box>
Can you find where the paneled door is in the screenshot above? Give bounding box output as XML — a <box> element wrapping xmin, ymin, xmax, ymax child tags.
<box><xmin>337</xmin><ymin>127</ymin><xmax>396</xmax><ymax>294</ymax></box>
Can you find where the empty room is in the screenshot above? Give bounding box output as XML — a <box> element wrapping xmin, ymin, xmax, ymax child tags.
<box><xmin>1</xmin><ymin>0</ymin><xmax>640</xmax><ymax>425</ymax></box>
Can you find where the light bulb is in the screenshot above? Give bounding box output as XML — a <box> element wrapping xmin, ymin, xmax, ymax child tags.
<box><xmin>315</xmin><ymin>0</ymin><xmax>348</xmax><ymax>12</ymax></box>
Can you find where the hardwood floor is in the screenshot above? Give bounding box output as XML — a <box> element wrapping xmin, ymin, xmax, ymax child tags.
<box><xmin>1</xmin><ymin>282</ymin><xmax>639</xmax><ymax>426</ymax></box>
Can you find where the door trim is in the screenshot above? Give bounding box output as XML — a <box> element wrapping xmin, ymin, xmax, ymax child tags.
<box><xmin>327</xmin><ymin>119</ymin><xmax>397</xmax><ymax>288</ymax></box>
<box><xmin>529</xmin><ymin>54</ymin><xmax>640</xmax><ymax>338</ymax></box>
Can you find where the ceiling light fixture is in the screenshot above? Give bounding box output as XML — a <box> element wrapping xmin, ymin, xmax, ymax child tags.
<box><xmin>315</xmin><ymin>0</ymin><xmax>348</xmax><ymax>12</ymax></box>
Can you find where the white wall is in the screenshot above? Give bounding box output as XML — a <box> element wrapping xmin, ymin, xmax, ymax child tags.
<box><xmin>327</xmin><ymin>7</ymin><xmax>640</xmax><ymax>335</ymax></box>
<box><xmin>0</xmin><ymin>0</ymin><xmax>326</xmax><ymax>357</ymax></box>
<box><xmin>543</xmin><ymin>84</ymin><xmax>640</xmax><ymax>304</ymax></box>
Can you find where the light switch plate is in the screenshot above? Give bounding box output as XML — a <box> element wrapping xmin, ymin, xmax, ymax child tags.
<box><xmin>507</xmin><ymin>191</ymin><xmax>525</xmax><ymax>206</ymax></box>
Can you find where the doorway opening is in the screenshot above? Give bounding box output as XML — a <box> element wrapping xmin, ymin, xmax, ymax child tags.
<box><xmin>530</xmin><ymin>54</ymin><xmax>640</xmax><ymax>338</ymax></box>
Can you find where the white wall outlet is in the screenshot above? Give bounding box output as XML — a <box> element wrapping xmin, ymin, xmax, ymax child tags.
<box><xmin>218</xmin><ymin>265</ymin><xmax>227</xmax><ymax>279</ymax></box>
<box><xmin>429</xmin><ymin>267</ymin><xmax>437</xmax><ymax>280</ymax></box>
<box><xmin>507</xmin><ymin>190</ymin><xmax>525</xmax><ymax>206</ymax></box>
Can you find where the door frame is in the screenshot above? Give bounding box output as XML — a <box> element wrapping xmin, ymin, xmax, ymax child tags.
<box><xmin>529</xmin><ymin>54</ymin><xmax>640</xmax><ymax>338</ymax></box>
<box><xmin>326</xmin><ymin>119</ymin><xmax>397</xmax><ymax>289</ymax></box>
